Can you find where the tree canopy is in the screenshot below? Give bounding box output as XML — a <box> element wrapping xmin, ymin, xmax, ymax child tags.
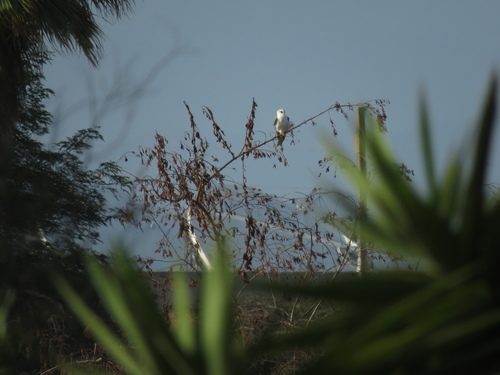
<box><xmin>1</xmin><ymin>52</ymin><xmax>129</xmax><ymax>258</ymax></box>
<box><xmin>0</xmin><ymin>0</ymin><xmax>135</xmax><ymax>191</ymax></box>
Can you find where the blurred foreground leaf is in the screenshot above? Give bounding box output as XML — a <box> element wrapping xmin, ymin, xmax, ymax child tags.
<box><xmin>57</xmin><ymin>241</ymin><xmax>243</xmax><ymax>375</ymax></box>
<box><xmin>258</xmin><ymin>76</ymin><xmax>500</xmax><ymax>374</ymax></box>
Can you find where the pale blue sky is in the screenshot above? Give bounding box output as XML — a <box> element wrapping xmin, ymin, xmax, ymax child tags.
<box><xmin>43</xmin><ymin>1</ymin><xmax>500</xmax><ymax>256</ymax></box>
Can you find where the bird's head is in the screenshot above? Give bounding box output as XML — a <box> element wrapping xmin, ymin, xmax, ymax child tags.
<box><xmin>277</xmin><ymin>109</ymin><xmax>286</xmax><ymax>117</ymax></box>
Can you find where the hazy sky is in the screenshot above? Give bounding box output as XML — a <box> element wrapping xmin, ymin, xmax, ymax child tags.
<box><xmin>43</xmin><ymin>1</ymin><xmax>500</xmax><ymax>257</ymax></box>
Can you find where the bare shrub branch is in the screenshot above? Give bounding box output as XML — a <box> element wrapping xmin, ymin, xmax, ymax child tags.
<box><xmin>122</xmin><ymin>99</ymin><xmax>390</xmax><ymax>275</ymax></box>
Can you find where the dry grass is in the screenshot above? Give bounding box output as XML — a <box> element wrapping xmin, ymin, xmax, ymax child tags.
<box><xmin>11</xmin><ymin>271</ymin><xmax>344</xmax><ymax>375</ymax></box>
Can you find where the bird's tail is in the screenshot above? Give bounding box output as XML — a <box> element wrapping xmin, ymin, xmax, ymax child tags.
<box><xmin>276</xmin><ymin>134</ymin><xmax>285</xmax><ymax>147</ymax></box>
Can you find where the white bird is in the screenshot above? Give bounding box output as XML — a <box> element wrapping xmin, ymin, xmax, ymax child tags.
<box><xmin>274</xmin><ymin>109</ymin><xmax>291</xmax><ymax>147</ymax></box>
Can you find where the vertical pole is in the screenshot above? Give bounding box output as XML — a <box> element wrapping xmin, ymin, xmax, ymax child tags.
<box><xmin>355</xmin><ymin>107</ymin><xmax>369</xmax><ymax>275</ymax></box>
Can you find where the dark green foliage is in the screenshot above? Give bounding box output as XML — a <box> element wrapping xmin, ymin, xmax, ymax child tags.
<box><xmin>0</xmin><ymin>54</ymin><xmax>129</xmax><ymax>375</ymax></box>
<box><xmin>0</xmin><ymin>54</ymin><xmax>129</xmax><ymax>254</ymax></box>
<box><xmin>0</xmin><ymin>2</ymin><xmax>134</xmax><ymax>373</ymax></box>
<box><xmin>0</xmin><ymin>0</ymin><xmax>135</xmax><ymax>66</ymax></box>
<box><xmin>0</xmin><ymin>0</ymin><xmax>135</xmax><ymax>198</ymax></box>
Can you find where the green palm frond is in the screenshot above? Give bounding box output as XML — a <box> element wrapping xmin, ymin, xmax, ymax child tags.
<box><xmin>0</xmin><ymin>0</ymin><xmax>135</xmax><ymax>65</ymax></box>
<box><xmin>260</xmin><ymin>76</ymin><xmax>500</xmax><ymax>374</ymax></box>
<box><xmin>57</xmin><ymin>240</ymin><xmax>244</xmax><ymax>375</ymax></box>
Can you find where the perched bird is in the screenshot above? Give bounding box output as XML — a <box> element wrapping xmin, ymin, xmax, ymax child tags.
<box><xmin>274</xmin><ymin>109</ymin><xmax>291</xmax><ymax>147</ymax></box>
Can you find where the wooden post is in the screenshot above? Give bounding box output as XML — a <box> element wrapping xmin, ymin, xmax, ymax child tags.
<box><xmin>355</xmin><ymin>107</ymin><xmax>369</xmax><ymax>275</ymax></box>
